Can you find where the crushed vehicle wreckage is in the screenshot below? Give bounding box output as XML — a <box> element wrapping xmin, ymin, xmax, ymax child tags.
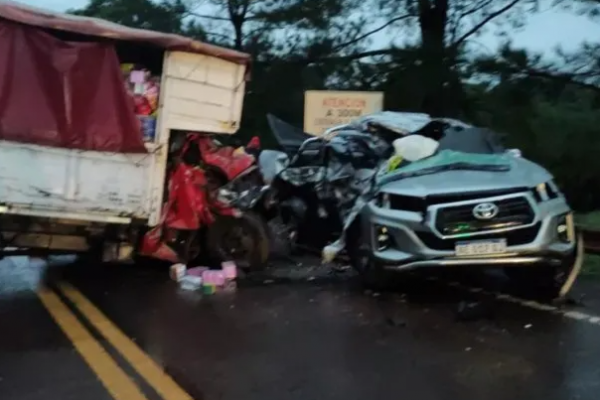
<box><xmin>220</xmin><ymin>111</ymin><xmax>584</xmax><ymax>300</ymax></box>
<box><xmin>139</xmin><ymin>133</ymin><xmax>270</xmax><ymax>272</ymax></box>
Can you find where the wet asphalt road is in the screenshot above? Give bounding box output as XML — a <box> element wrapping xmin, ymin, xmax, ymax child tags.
<box><xmin>1</xmin><ymin>256</ymin><xmax>600</xmax><ymax>400</ymax></box>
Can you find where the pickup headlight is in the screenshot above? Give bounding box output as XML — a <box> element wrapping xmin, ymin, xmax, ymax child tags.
<box><xmin>556</xmin><ymin>212</ymin><xmax>575</xmax><ymax>243</ymax></box>
<box><xmin>534</xmin><ymin>181</ymin><xmax>559</xmax><ymax>202</ymax></box>
<box><xmin>374</xmin><ymin>192</ymin><xmax>426</xmax><ymax>212</ymax></box>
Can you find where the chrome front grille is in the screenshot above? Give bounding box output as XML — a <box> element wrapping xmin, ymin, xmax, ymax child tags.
<box><xmin>434</xmin><ymin>196</ymin><xmax>535</xmax><ymax>236</ymax></box>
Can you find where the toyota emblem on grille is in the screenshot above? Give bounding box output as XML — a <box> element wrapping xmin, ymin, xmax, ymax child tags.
<box><xmin>472</xmin><ymin>202</ymin><xmax>499</xmax><ymax>220</ymax></box>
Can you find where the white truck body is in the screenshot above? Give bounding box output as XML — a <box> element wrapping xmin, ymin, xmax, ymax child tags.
<box><xmin>0</xmin><ymin>50</ymin><xmax>246</xmax><ymax>229</ymax></box>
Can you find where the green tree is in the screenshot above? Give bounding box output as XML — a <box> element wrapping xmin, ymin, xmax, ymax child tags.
<box><xmin>470</xmin><ymin>44</ymin><xmax>600</xmax><ymax>210</ymax></box>
<box><xmin>346</xmin><ymin>0</ymin><xmax>541</xmax><ymax>116</ymax></box>
<box><xmin>69</xmin><ymin>0</ymin><xmax>205</xmax><ymax>37</ymax></box>
<box><xmin>185</xmin><ymin>0</ymin><xmax>372</xmax><ymax>139</ymax></box>
<box><xmin>190</xmin><ymin>0</ymin><xmax>358</xmax><ymax>51</ymax></box>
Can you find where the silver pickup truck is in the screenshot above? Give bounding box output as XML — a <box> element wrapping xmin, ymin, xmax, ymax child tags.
<box><xmin>340</xmin><ymin>114</ymin><xmax>582</xmax><ymax>300</ymax></box>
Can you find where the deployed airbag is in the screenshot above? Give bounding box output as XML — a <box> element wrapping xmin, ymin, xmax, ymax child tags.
<box><xmin>392</xmin><ymin>135</ymin><xmax>439</xmax><ymax>162</ymax></box>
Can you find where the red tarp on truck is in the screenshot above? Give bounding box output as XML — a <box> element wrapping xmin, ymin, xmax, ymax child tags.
<box><xmin>0</xmin><ymin>20</ymin><xmax>146</xmax><ymax>153</ymax></box>
<box><xmin>0</xmin><ymin>1</ymin><xmax>250</xmax><ymax>65</ymax></box>
<box><xmin>0</xmin><ymin>1</ymin><xmax>251</xmax><ymax>153</ymax></box>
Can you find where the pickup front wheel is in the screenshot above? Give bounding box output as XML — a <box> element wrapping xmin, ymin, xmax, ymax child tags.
<box><xmin>504</xmin><ymin>236</ymin><xmax>583</xmax><ymax>301</ymax></box>
<box><xmin>346</xmin><ymin>220</ymin><xmax>399</xmax><ymax>291</ymax></box>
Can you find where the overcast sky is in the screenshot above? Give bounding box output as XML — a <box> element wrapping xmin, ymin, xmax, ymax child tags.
<box><xmin>21</xmin><ymin>0</ymin><xmax>600</xmax><ymax>55</ymax></box>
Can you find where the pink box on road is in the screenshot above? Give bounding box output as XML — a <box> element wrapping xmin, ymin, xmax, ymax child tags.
<box><xmin>202</xmin><ymin>270</ymin><xmax>226</xmax><ymax>286</ymax></box>
<box><xmin>221</xmin><ymin>261</ymin><xmax>237</xmax><ymax>279</ymax></box>
<box><xmin>187</xmin><ymin>267</ymin><xmax>209</xmax><ymax>277</ymax></box>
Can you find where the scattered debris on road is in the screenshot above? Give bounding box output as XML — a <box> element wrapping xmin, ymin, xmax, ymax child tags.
<box><xmin>170</xmin><ymin>261</ymin><xmax>238</xmax><ymax>294</ymax></box>
<box><xmin>456</xmin><ymin>301</ymin><xmax>496</xmax><ymax>322</ymax></box>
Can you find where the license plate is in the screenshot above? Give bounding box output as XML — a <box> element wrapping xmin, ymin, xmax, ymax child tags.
<box><xmin>455</xmin><ymin>239</ymin><xmax>507</xmax><ymax>257</ymax></box>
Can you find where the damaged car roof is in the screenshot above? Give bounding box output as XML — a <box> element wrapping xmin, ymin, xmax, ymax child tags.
<box><xmin>323</xmin><ymin>111</ymin><xmax>474</xmax><ymax>140</ymax></box>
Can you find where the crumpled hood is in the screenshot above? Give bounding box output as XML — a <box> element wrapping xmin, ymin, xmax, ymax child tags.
<box><xmin>379</xmin><ymin>156</ymin><xmax>553</xmax><ymax>197</ymax></box>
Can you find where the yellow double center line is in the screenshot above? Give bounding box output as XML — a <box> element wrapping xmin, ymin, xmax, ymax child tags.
<box><xmin>38</xmin><ymin>282</ymin><xmax>193</xmax><ymax>400</ymax></box>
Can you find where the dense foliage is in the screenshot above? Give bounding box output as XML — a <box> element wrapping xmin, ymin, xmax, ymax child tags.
<box><xmin>70</xmin><ymin>0</ymin><xmax>600</xmax><ymax>211</ymax></box>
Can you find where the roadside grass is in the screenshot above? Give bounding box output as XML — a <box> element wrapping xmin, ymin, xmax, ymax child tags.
<box><xmin>582</xmin><ymin>256</ymin><xmax>600</xmax><ymax>278</ymax></box>
<box><xmin>576</xmin><ymin>212</ymin><xmax>600</xmax><ymax>278</ymax></box>
<box><xmin>575</xmin><ymin>211</ymin><xmax>600</xmax><ymax>230</ymax></box>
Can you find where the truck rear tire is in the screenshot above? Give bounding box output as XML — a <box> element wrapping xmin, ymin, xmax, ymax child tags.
<box><xmin>78</xmin><ymin>236</ymin><xmax>105</xmax><ymax>264</ymax></box>
<box><xmin>207</xmin><ymin>212</ymin><xmax>270</xmax><ymax>272</ymax></box>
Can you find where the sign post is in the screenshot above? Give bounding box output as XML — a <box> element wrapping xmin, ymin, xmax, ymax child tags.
<box><xmin>303</xmin><ymin>90</ymin><xmax>384</xmax><ymax>136</ymax></box>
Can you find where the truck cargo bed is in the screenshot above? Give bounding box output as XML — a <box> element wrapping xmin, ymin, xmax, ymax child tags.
<box><xmin>0</xmin><ymin>140</ymin><xmax>157</xmax><ymax>222</ymax></box>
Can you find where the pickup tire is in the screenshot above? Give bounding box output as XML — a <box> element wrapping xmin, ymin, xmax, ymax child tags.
<box><xmin>345</xmin><ymin>219</ymin><xmax>398</xmax><ymax>291</ymax></box>
<box><xmin>207</xmin><ymin>212</ymin><xmax>270</xmax><ymax>272</ymax></box>
<box><xmin>504</xmin><ymin>235</ymin><xmax>583</xmax><ymax>301</ymax></box>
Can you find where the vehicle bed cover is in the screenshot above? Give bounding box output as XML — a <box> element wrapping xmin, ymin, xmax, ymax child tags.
<box><xmin>0</xmin><ymin>0</ymin><xmax>250</xmax><ymax>65</ymax></box>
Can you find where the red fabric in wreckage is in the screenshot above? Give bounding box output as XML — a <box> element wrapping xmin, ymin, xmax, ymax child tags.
<box><xmin>197</xmin><ymin>136</ymin><xmax>256</xmax><ymax>180</ymax></box>
<box><xmin>0</xmin><ymin>20</ymin><xmax>146</xmax><ymax>153</ymax></box>
<box><xmin>164</xmin><ymin>163</ymin><xmax>213</xmax><ymax>230</ymax></box>
<box><xmin>139</xmin><ymin>163</ymin><xmax>216</xmax><ymax>263</ymax></box>
<box><xmin>139</xmin><ymin>134</ymin><xmax>251</xmax><ymax>262</ymax></box>
<box><xmin>163</xmin><ymin>134</ymin><xmax>252</xmax><ymax>229</ymax></box>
